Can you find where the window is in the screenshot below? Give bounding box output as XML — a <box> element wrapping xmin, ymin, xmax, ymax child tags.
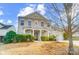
<box><xmin>21</xmin><ymin>20</ymin><xmax>24</xmax><ymax>26</ymax></box>
<box><xmin>35</xmin><ymin>21</ymin><xmax>38</xmax><ymax>25</ymax></box>
<box><xmin>41</xmin><ymin>22</ymin><xmax>44</xmax><ymax>27</ymax></box>
<box><xmin>35</xmin><ymin>22</ymin><xmax>37</xmax><ymax>25</ymax></box>
<box><xmin>25</xmin><ymin>30</ymin><xmax>31</xmax><ymax>34</ymax></box>
<box><xmin>47</xmin><ymin>24</ymin><xmax>50</xmax><ymax>27</ymax></box>
<box><xmin>28</xmin><ymin>20</ymin><xmax>31</xmax><ymax>27</ymax></box>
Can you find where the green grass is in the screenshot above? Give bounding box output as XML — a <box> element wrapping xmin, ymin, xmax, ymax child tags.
<box><xmin>64</xmin><ymin>36</ymin><xmax>79</xmax><ymax>41</ymax></box>
<box><xmin>72</xmin><ymin>36</ymin><xmax>79</xmax><ymax>41</ymax></box>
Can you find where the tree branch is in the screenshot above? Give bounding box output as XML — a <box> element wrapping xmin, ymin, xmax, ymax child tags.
<box><xmin>52</xmin><ymin>4</ymin><xmax>67</xmax><ymax>32</ymax></box>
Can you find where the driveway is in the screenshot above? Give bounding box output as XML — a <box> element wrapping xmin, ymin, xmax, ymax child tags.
<box><xmin>62</xmin><ymin>41</ymin><xmax>79</xmax><ymax>46</ymax></box>
<box><xmin>0</xmin><ymin>43</ymin><xmax>3</xmax><ymax>45</ymax></box>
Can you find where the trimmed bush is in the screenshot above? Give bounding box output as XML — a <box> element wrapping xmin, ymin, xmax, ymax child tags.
<box><xmin>41</xmin><ymin>36</ymin><xmax>49</xmax><ymax>41</ymax></box>
<box><xmin>26</xmin><ymin>34</ymin><xmax>35</xmax><ymax>42</ymax></box>
<box><xmin>49</xmin><ymin>35</ymin><xmax>56</xmax><ymax>41</ymax></box>
<box><xmin>3</xmin><ymin>31</ymin><xmax>16</xmax><ymax>44</ymax></box>
<box><xmin>15</xmin><ymin>34</ymin><xmax>35</xmax><ymax>42</ymax></box>
<box><xmin>15</xmin><ymin>34</ymin><xmax>26</xmax><ymax>42</ymax></box>
<box><xmin>63</xmin><ymin>32</ymin><xmax>68</xmax><ymax>40</ymax></box>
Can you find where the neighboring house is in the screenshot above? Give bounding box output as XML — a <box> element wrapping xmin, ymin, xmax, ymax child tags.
<box><xmin>18</xmin><ymin>12</ymin><xmax>63</xmax><ymax>41</ymax></box>
<box><xmin>0</xmin><ymin>23</ymin><xmax>15</xmax><ymax>42</ymax></box>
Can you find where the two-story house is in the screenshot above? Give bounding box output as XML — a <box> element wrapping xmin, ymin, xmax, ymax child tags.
<box><xmin>18</xmin><ymin>12</ymin><xmax>63</xmax><ymax>41</ymax></box>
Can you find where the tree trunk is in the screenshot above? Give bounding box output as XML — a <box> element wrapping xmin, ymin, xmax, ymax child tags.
<box><xmin>68</xmin><ymin>33</ymin><xmax>74</xmax><ymax>55</ymax></box>
<box><xmin>64</xmin><ymin>3</ymin><xmax>74</xmax><ymax>55</ymax></box>
<box><xmin>67</xmin><ymin>13</ymin><xmax>74</xmax><ymax>54</ymax></box>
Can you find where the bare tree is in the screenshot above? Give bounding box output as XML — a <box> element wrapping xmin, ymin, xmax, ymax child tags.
<box><xmin>64</xmin><ymin>3</ymin><xmax>74</xmax><ymax>55</ymax></box>
<box><xmin>49</xmin><ymin>3</ymin><xmax>79</xmax><ymax>55</ymax></box>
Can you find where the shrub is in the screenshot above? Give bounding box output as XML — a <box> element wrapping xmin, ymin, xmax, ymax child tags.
<box><xmin>26</xmin><ymin>34</ymin><xmax>35</xmax><ymax>42</ymax></box>
<box><xmin>15</xmin><ymin>34</ymin><xmax>26</xmax><ymax>42</ymax></box>
<box><xmin>49</xmin><ymin>35</ymin><xmax>56</xmax><ymax>41</ymax></box>
<box><xmin>63</xmin><ymin>32</ymin><xmax>68</xmax><ymax>40</ymax></box>
<box><xmin>15</xmin><ymin>34</ymin><xmax>35</xmax><ymax>42</ymax></box>
<box><xmin>3</xmin><ymin>31</ymin><xmax>16</xmax><ymax>44</ymax></box>
<box><xmin>41</xmin><ymin>36</ymin><xmax>49</xmax><ymax>41</ymax></box>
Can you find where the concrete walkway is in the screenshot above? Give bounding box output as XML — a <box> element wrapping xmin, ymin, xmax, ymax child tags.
<box><xmin>0</xmin><ymin>43</ymin><xmax>3</xmax><ymax>46</ymax></box>
<box><xmin>62</xmin><ymin>41</ymin><xmax>79</xmax><ymax>46</ymax></box>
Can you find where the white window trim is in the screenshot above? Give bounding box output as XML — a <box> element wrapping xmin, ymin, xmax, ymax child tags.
<box><xmin>41</xmin><ymin>22</ymin><xmax>44</xmax><ymax>27</ymax></box>
<box><xmin>27</xmin><ymin>19</ymin><xmax>32</xmax><ymax>28</ymax></box>
<box><xmin>20</xmin><ymin>19</ymin><xmax>24</xmax><ymax>26</ymax></box>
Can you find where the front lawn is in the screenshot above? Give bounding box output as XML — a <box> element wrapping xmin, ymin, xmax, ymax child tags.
<box><xmin>72</xmin><ymin>36</ymin><xmax>79</xmax><ymax>41</ymax></box>
<box><xmin>0</xmin><ymin>41</ymin><xmax>79</xmax><ymax>55</ymax></box>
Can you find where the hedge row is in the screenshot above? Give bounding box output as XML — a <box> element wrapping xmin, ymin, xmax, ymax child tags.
<box><xmin>3</xmin><ymin>31</ymin><xmax>35</xmax><ymax>44</ymax></box>
<box><xmin>3</xmin><ymin>31</ymin><xmax>56</xmax><ymax>44</ymax></box>
<box><xmin>15</xmin><ymin>34</ymin><xmax>35</xmax><ymax>42</ymax></box>
<box><xmin>41</xmin><ymin>35</ymin><xmax>56</xmax><ymax>41</ymax></box>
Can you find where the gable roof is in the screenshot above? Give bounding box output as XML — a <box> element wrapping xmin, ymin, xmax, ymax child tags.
<box><xmin>27</xmin><ymin>12</ymin><xmax>49</xmax><ymax>20</ymax></box>
<box><xmin>0</xmin><ymin>25</ymin><xmax>13</xmax><ymax>29</ymax></box>
<box><xmin>0</xmin><ymin>23</ymin><xmax>13</xmax><ymax>29</ymax></box>
<box><xmin>0</xmin><ymin>23</ymin><xmax>5</xmax><ymax>26</ymax></box>
<box><xmin>18</xmin><ymin>11</ymin><xmax>51</xmax><ymax>24</ymax></box>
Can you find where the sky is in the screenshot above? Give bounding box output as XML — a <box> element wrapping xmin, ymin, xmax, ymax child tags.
<box><xmin>0</xmin><ymin>3</ymin><xmax>63</xmax><ymax>30</ymax></box>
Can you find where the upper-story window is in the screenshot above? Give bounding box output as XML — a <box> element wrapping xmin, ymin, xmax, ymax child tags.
<box><xmin>47</xmin><ymin>24</ymin><xmax>50</xmax><ymax>27</ymax></box>
<box><xmin>28</xmin><ymin>20</ymin><xmax>32</xmax><ymax>27</ymax></box>
<box><xmin>35</xmin><ymin>22</ymin><xmax>37</xmax><ymax>25</ymax></box>
<box><xmin>21</xmin><ymin>20</ymin><xmax>24</xmax><ymax>26</ymax></box>
<box><xmin>41</xmin><ymin>22</ymin><xmax>44</xmax><ymax>27</ymax></box>
<box><xmin>35</xmin><ymin>21</ymin><xmax>38</xmax><ymax>25</ymax></box>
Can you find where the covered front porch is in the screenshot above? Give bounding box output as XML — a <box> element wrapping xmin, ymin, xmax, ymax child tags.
<box><xmin>24</xmin><ymin>29</ymin><xmax>49</xmax><ymax>41</ymax></box>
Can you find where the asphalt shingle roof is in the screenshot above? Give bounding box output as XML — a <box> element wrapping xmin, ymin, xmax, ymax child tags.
<box><xmin>0</xmin><ymin>23</ymin><xmax>13</xmax><ymax>29</ymax></box>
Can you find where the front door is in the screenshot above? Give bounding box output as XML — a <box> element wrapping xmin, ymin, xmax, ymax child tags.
<box><xmin>34</xmin><ymin>30</ymin><xmax>39</xmax><ymax>41</ymax></box>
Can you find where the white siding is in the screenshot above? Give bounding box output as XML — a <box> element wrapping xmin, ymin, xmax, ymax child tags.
<box><xmin>0</xmin><ymin>26</ymin><xmax>16</xmax><ymax>36</ymax></box>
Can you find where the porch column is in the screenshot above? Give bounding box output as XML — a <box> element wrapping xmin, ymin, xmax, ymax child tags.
<box><xmin>32</xmin><ymin>29</ymin><xmax>34</xmax><ymax>36</ymax></box>
<box><xmin>24</xmin><ymin>29</ymin><xmax>26</xmax><ymax>34</ymax></box>
<box><xmin>39</xmin><ymin>30</ymin><xmax>42</xmax><ymax>41</ymax></box>
<box><xmin>47</xmin><ymin>31</ymin><xmax>49</xmax><ymax>37</ymax></box>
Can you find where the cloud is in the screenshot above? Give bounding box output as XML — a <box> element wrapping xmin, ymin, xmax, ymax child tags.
<box><xmin>37</xmin><ymin>4</ymin><xmax>45</xmax><ymax>10</ymax></box>
<box><xmin>0</xmin><ymin>19</ymin><xmax>4</xmax><ymax>23</ymax></box>
<box><xmin>17</xmin><ymin>4</ymin><xmax>46</xmax><ymax>16</ymax></box>
<box><xmin>39</xmin><ymin>9</ymin><xmax>46</xmax><ymax>15</ymax></box>
<box><xmin>0</xmin><ymin>19</ymin><xmax>6</xmax><ymax>24</ymax></box>
<box><xmin>0</xmin><ymin>10</ymin><xmax>4</xmax><ymax>16</ymax></box>
<box><xmin>17</xmin><ymin>7</ymin><xmax>34</xmax><ymax>16</ymax></box>
<box><xmin>37</xmin><ymin>4</ymin><xmax>45</xmax><ymax>15</ymax></box>
<box><xmin>0</xmin><ymin>19</ymin><xmax>13</xmax><ymax>25</ymax></box>
<box><xmin>29</xmin><ymin>4</ymin><xmax>35</xmax><ymax>7</ymax></box>
<box><xmin>7</xmin><ymin>20</ymin><xmax>12</xmax><ymax>24</ymax></box>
